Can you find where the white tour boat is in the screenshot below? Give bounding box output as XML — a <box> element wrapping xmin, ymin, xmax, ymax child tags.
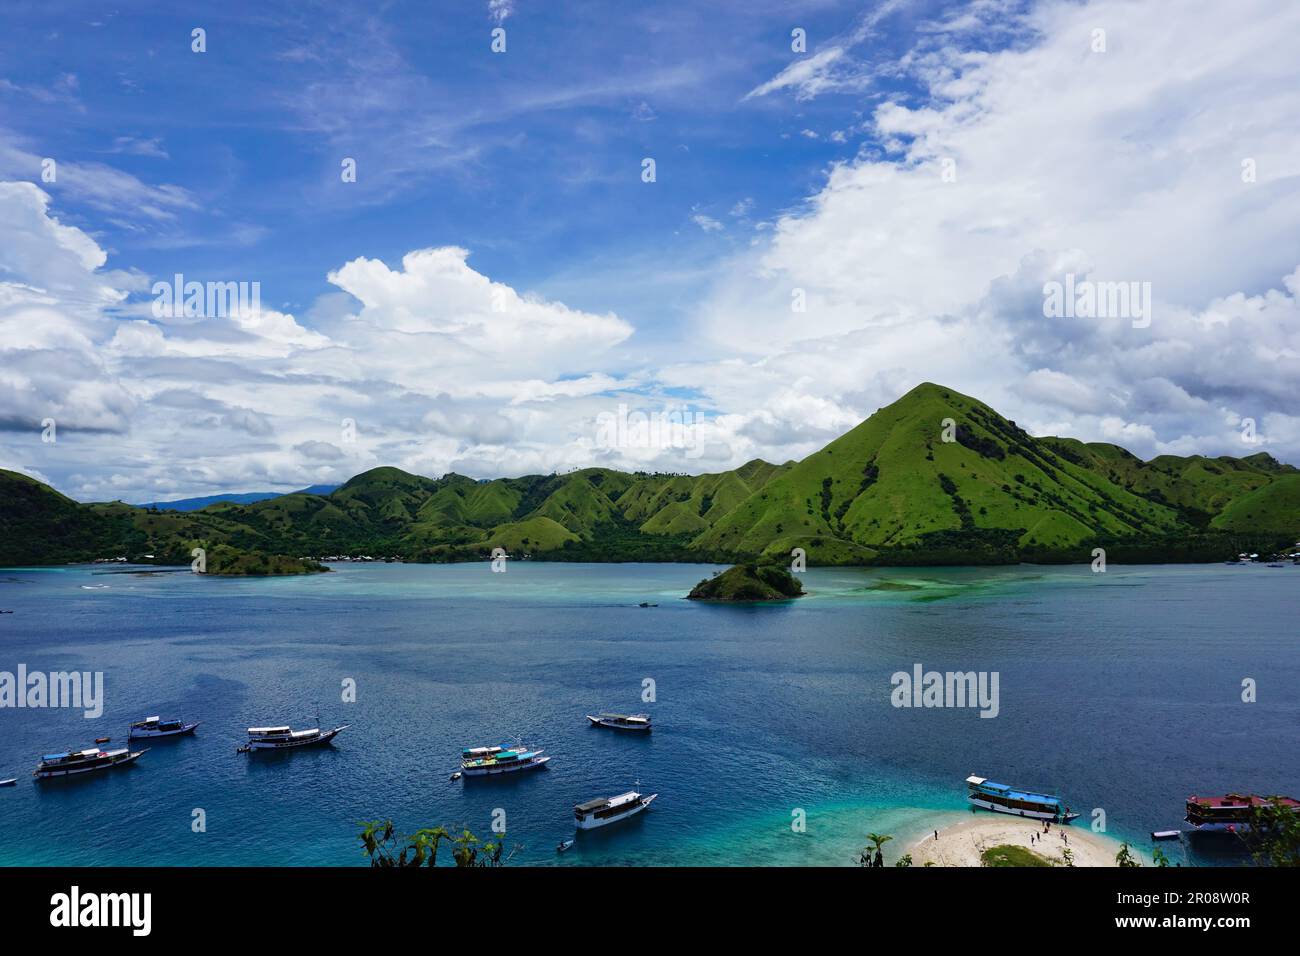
<box><xmin>574</xmin><ymin>790</ymin><xmax>657</xmax><ymax>830</ymax></box>
<box><xmin>585</xmin><ymin>713</ymin><xmax>652</xmax><ymax>732</ymax></box>
<box><xmin>246</xmin><ymin>723</ymin><xmax>348</xmax><ymax>751</ymax></box>
<box><xmin>965</xmin><ymin>775</ymin><xmax>1079</xmax><ymax>823</ymax></box>
<box><xmin>460</xmin><ymin>745</ymin><xmax>551</xmax><ymax>777</ymax></box>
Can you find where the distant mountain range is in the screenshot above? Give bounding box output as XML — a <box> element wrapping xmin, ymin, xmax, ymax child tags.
<box><xmin>2</xmin><ymin>384</ymin><xmax>1297</xmax><ymax>568</ymax></box>
<box><xmin>134</xmin><ymin>485</ymin><xmax>340</xmax><ymax>512</ymax></box>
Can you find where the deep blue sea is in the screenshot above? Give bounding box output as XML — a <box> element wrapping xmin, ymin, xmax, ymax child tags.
<box><xmin>0</xmin><ymin>561</ymin><xmax>1295</xmax><ymax>866</ymax></box>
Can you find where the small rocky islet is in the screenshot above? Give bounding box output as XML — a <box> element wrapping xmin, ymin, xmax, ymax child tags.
<box><xmin>686</xmin><ymin>563</ymin><xmax>805</xmax><ymax>602</ymax></box>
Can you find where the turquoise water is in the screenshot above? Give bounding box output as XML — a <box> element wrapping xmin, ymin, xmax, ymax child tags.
<box><xmin>0</xmin><ymin>561</ymin><xmax>1295</xmax><ymax>866</ymax></box>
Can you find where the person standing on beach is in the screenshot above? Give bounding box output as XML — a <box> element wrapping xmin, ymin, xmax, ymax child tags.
<box><xmin>934</xmin><ymin>830</ymin><xmax>939</xmax><ymax>841</ymax></box>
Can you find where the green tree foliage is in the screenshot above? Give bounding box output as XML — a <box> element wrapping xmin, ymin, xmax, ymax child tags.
<box><xmin>357</xmin><ymin>820</ymin><xmax>515</xmax><ymax>868</ymax></box>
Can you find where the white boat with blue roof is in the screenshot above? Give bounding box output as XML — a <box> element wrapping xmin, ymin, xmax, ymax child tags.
<box><xmin>966</xmin><ymin>775</ymin><xmax>1079</xmax><ymax>823</ymax></box>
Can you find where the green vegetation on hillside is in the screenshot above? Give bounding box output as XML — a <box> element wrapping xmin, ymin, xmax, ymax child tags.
<box><xmin>3</xmin><ymin>383</ymin><xmax>1297</xmax><ymax>569</ymax></box>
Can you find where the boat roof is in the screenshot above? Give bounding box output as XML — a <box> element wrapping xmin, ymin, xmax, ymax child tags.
<box><xmin>968</xmin><ymin>777</ymin><xmax>1061</xmax><ymax>803</ymax></box>
<box><xmin>1189</xmin><ymin>794</ymin><xmax>1300</xmax><ymax>809</ymax></box>
<box><xmin>575</xmin><ymin>796</ymin><xmax>611</xmax><ymax>812</ymax></box>
<box><xmin>248</xmin><ymin>726</ymin><xmax>291</xmax><ymax>734</ymax></box>
<box><xmin>42</xmin><ymin>752</ymin><xmax>70</xmax><ymax>761</ymax></box>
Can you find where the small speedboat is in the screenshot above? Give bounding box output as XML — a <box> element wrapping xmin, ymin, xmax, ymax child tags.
<box><xmin>94</xmin><ymin>737</ymin><xmax>111</xmax><ymax>744</ymax></box>
<box><xmin>586</xmin><ymin>713</ymin><xmax>652</xmax><ymax>732</ymax></box>
<box><xmin>449</xmin><ymin>771</ymin><xmax>462</xmax><ymax>781</ymax></box>
<box><xmin>557</xmin><ymin>839</ymin><xmax>575</xmax><ymax>853</ymax></box>
<box><xmin>129</xmin><ymin>716</ymin><xmax>200</xmax><ymax>739</ymax></box>
<box><xmin>0</xmin><ymin>778</ymin><xmax>16</xmax><ymax>787</ymax></box>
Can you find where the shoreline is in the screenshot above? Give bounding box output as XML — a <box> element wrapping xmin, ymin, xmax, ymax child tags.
<box><xmin>908</xmin><ymin>814</ymin><xmax>1124</xmax><ymax>867</ymax></box>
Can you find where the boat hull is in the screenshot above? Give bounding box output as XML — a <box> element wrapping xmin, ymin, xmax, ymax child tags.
<box><xmin>247</xmin><ymin>726</ymin><xmax>346</xmax><ymax>750</ymax></box>
<box><xmin>968</xmin><ymin>797</ymin><xmax>1078</xmax><ymax>823</ymax></box>
<box><xmin>461</xmin><ymin>755</ymin><xmax>551</xmax><ymax>777</ymax></box>
<box><xmin>586</xmin><ymin>716</ymin><xmax>651</xmax><ymax>732</ymax></box>
<box><xmin>34</xmin><ymin>750</ymin><xmax>145</xmax><ymax>779</ymax></box>
<box><xmin>129</xmin><ymin>721</ymin><xmax>200</xmax><ymax>739</ymax></box>
<box><xmin>576</xmin><ymin>793</ymin><xmax>656</xmax><ymax>830</ymax></box>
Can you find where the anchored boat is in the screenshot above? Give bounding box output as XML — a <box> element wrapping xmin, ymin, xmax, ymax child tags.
<box><xmin>586</xmin><ymin>713</ymin><xmax>652</xmax><ymax>732</ymax></box>
<box><xmin>1185</xmin><ymin>793</ymin><xmax>1300</xmax><ymax>834</ymax></box>
<box><xmin>34</xmin><ymin>746</ymin><xmax>146</xmax><ymax>779</ymax></box>
<box><xmin>966</xmin><ymin>775</ymin><xmax>1079</xmax><ymax>823</ymax></box>
<box><xmin>245</xmin><ymin>723</ymin><xmax>347</xmax><ymax>751</ymax></box>
<box><xmin>129</xmin><ymin>716</ymin><xmax>200</xmax><ymax>739</ymax></box>
<box><xmin>460</xmin><ymin>745</ymin><xmax>550</xmax><ymax>777</ymax></box>
<box><xmin>574</xmin><ymin>790</ymin><xmax>657</xmax><ymax>830</ymax></box>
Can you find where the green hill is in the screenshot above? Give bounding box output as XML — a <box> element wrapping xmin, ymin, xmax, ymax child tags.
<box><xmin>694</xmin><ymin>383</ymin><xmax>1186</xmax><ymax>561</ymax></box>
<box><xmin>3</xmin><ymin>383</ymin><xmax>1297</xmax><ymax>568</ymax></box>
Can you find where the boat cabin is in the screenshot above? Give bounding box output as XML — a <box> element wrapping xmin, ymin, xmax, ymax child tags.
<box><xmin>574</xmin><ymin>791</ymin><xmax>642</xmax><ymax>824</ymax></box>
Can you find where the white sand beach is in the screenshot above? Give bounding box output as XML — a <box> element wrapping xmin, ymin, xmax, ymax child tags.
<box><xmin>909</xmin><ymin>816</ymin><xmax>1122</xmax><ymax>867</ymax></box>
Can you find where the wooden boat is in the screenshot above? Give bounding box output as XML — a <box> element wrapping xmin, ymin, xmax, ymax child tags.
<box><xmin>129</xmin><ymin>716</ymin><xmax>200</xmax><ymax>739</ymax></box>
<box><xmin>966</xmin><ymin>775</ymin><xmax>1079</xmax><ymax>823</ymax></box>
<box><xmin>1185</xmin><ymin>793</ymin><xmax>1299</xmax><ymax>834</ymax></box>
<box><xmin>586</xmin><ymin>713</ymin><xmax>652</xmax><ymax>732</ymax></box>
<box><xmin>459</xmin><ymin>745</ymin><xmax>550</xmax><ymax>777</ymax></box>
<box><xmin>574</xmin><ymin>790</ymin><xmax>657</xmax><ymax>830</ymax></box>
<box><xmin>34</xmin><ymin>747</ymin><xmax>146</xmax><ymax>779</ymax></box>
<box><xmin>245</xmin><ymin>724</ymin><xmax>347</xmax><ymax>751</ymax></box>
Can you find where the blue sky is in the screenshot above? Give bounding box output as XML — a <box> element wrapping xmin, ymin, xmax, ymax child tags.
<box><xmin>2</xmin><ymin>0</ymin><xmax>1299</xmax><ymax>501</ymax></box>
<box><xmin>5</xmin><ymin>1</ymin><xmax>941</xmax><ymax>333</ymax></box>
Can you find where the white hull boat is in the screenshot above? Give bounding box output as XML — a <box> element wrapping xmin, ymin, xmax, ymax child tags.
<box><xmin>586</xmin><ymin>713</ymin><xmax>652</xmax><ymax>732</ymax></box>
<box><xmin>574</xmin><ymin>791</ymin><xmax>657</xmax><ymax>830</ymax></box>
<box><xmin>246</xmin><ymin>725</ymin><xmax>348</xmax><ymax>751</ymax></box>
<box><xmin>965</xmin><ymin>775</ymin><xmax>1079</xmax><ymax>824</ymax></box>
<box><xmin>34</xmin><ymin>747</ymin><xmax>146</xmax><ymax>779</ymax></box>
<box><xmin>460</xmin><ymin>745</ymin><xmax>550</xmax><ymax>777</ymax></box>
